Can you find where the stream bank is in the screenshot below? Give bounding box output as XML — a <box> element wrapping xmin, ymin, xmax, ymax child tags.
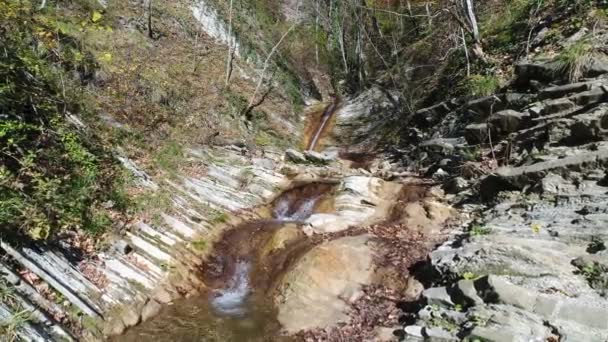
<box><xmin>112</xmin><ymin>96</ymin><xmax>455</xmax><ymax>341</ymax></box>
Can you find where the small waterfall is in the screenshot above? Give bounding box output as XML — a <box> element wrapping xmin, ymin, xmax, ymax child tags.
<box><xmin>307</xmin><ymin>100</ymin><xmax>339</xmax><ymax>151</ymax></box>
<box><xmin>210</xmin><ymin>260</ymin><xmax>251</xmax><ymax>316</ymax></box>
<box><xmin>273</xmin><ymin>196</ymin><xmax>320</xmax><ymax>221</ymax></box>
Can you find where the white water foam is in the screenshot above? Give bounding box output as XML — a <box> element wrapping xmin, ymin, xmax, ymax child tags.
<box><xmin>210</xmin><ymin>260</ymin><xmax>251</xmax><ymax>316</ymax></box>
<box><xmin>273</xmin><ymin>196</ymin><xmax>319</xmax><ymax>221</ymax></box>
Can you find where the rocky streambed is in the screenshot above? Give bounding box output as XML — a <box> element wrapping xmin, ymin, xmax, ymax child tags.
<box><xmin>106</xmin><ymin>97</ymin><xmax>454</xmax><ymax>341</ymax></box>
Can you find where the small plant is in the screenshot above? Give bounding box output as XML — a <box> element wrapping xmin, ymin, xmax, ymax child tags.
<box><xmin>153</xmin><ymin>141</ymin><xmax>185</xmax><ymax>175</ymax></box>
<box><xmin>470</xmin><ymin>225</ymin><xmax>492</xmax><ymax>236</ymax></box>
<box><xmin>208</xmin><ymin>210</ymin><xmax>229</xmax><ymax>225</ymax></box>
<box><xmin>462</xmin><ymin>271</ymin><xmax>478</xmax><ymax>280</ymax></box>
<box><xmin>191</xmin><ymin>239</ymin><xmax>207</xmax><ymax>252</ymax></box>
<box><xmin>461</xmin><ymin>146</ymin><xmax>483</xmax><ymax>162</ymax></box>
<box><xmin>0</xmin><ymin>309</ymin><xmax>33</xmax><ymax>341</ymax></box>
<box><xmin>552</xmin><ymin>39</ymin><xmax>597</xmax><ymax>82</ymax></box>
<box><xmin>575</xmin><ymin>261</ymin><xmax>608</xmax><ymax>294</ymax></box>
<box><xmin>464</xmin><ymin>74</ymin><xmax>501</xmax><ymax>97</ymax></box>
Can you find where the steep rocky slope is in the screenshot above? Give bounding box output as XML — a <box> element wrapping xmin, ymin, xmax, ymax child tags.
<box><xmin>386</xmin><ymin>40</ymin><xmax>608</xmax><ymax>341</ymax></box>
<box><xmin>3</xmin><ymin>0</ymin><xmax>608</xmax><ymax>341</ymax></box>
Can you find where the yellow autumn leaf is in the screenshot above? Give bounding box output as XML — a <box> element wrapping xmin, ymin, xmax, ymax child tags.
<box><xmin>531</xmin><ymin>223</ymin><xmax>541</xmax><ymax>233</ymax></box>
<box><xmin>91</xmin><ymin>11</ymin><xmax>103</xmax><ymax>23</ymax></box>
<box><xmin>99</xmin><ymin>53</ymin><xmax>112</xmax><ymax>62</ymax></box>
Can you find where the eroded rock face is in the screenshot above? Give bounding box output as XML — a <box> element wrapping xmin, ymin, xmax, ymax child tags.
<box><xmin>275</xmin><ymin>235</ymin><xmax>374</xmax><ymax>333</ymax></box>
<box><xmin>305</xmin><ymin>176</ymin><xmax>401</xmax><ymax>234</ymax></box>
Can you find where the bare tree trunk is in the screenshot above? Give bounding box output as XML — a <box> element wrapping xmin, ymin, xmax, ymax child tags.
<box><xmin>464</xmin><ymin>0</ymin><xmax>480</xmax><ymax>43</ymax></box>
<box><xmin>246</xmin><ymin>24</ymin><xmax>296</xmax><ymax>114</ymax></box>
<box><xmin>148</xmin><ymin>0</ymin><xmax>154</xmax><ymax>39</ymax></box>
<box><xmin>338</xmin><ymin>17</ymin><xmax>349</xmax><ymax>74</ymax></box>
<box><xmin>225</xmin><ymin>0</ymin><xmax>234</xmax><ymax>86</ymax></box>
<box><xmin>461</xmin><ymin>27</ymin><xmax>470</xmax><ymax>76</ymax></box>
<box><xmin>315</xmin><ymin>0</ymin><xmax>320</xmax><ymax>66</ymax></box>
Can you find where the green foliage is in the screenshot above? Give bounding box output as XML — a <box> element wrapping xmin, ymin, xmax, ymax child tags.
<box><xmin>464</xmin><ymin>74</ymin><xmax>501</xmax><ymax>97</ymax></box>
<box><xmin>0</xmin><ymin>0</ymin><xmax>127</xmax><ymax>240</ymax></box>
<box><xmin>0</xmin><ymin>280</ymin><xmax>34</xmax><ymax>341</ymax></box>
<box><xmin>461</xmin><ymin>146</ymin><xmax>483</xmax><ymax>161</ymax></box>
<box><xmin>462</xmin><ymin>271</ymin><xmax>478</xmax><ymax>280</ymax></box>
<box><xmin>482</xmin><ymin>0</ymin><xmax>536</xmax><ymax>49</ymax></box>
<box><xmin>153</xmin><ymin>141</ymin><xmax>185</xmax><ymax>175</ymax></box>
<box><xmin>577</xmin><ymin>262</ymin><xmax>608</xmax><ymax>293</ymax></box>
<box><xmin>208</xmin><ymin>210</ymin><xmax>229</xmax><ymax>226</ymax></box>
<box><xmin>191</xmin><ymin>239</ymin><xmax>207</xmax><ymax>252</ymax></box>
<box><xmin>470</xmin><ymin>225</ymin><xmax>492</xmax><ymax>236</ymax></box>
<box><xmin>552</xmin><ymin>39</ymin><xmax>596</xmax><ymax>82</ymax></box>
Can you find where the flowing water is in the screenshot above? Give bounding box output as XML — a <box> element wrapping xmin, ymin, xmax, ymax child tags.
<box><xmin>306</xmin><ymin>100</ymin><xmax>339</xmax><ymax>151</ymax></box>
<box><xmin>116</xmin><ymin>183</ymin><xmax>334</xmax><ymax>342</ymax></box>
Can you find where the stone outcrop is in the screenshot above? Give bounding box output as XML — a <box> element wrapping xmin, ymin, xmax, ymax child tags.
<box><xmin>389</xmin><ymin>50</ymin><xmax>608</xmax><ymax>342</ymax></box>
<box><xmin>275</xmin><ymin>235</ymin><xmax>375</xmax><ymax>332</ymax></box>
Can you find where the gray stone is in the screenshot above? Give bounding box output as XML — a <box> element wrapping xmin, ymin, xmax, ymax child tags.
<box><xmin>285</xmin><ymin>149</ymin><xmax>306</xmax><ymax>163</ymax></box>
<box><xmin>539</xmin><ymin>81</ymin><xmax>597</xmax><ymax>99</ymax></box>
<box><xmin>404</xmin><ymin>325</ymin><xmax>424</xmax><ymax>338</ymax></box>
<box><xmin>466</xmin><ymin>95</ymin><xmax>504</xmax><ymax>117</ymax></box>
<box><xmin>569</xmin><ymin>86</ymin><xmax>608</xmax><ymax>106</ymax></box>
<box><xmin>533</xmin><ymin>295</ymin><xmax>559</xmax><ymax>318</ymax></box>
<box><xmin>420</xmin><ymin>139</ymin><xmax>456</xmax><ymax>153</ymax></box>
<box><xmin>152</xmin><ymin>287</ymin><xmax>174</xmax><ymax>304</ymax></box>
<box><xmin>464</xmin><ymin>123</ymin><xmax>489</xmax><ymax>144</ymax></box>
<box><xmin>423</xmin><ymin>287</ymin><xmax>454</xmax><ymax>308</ymax></box>
<box><xmin>456</xmin><ymin>279</ymin><xmax>483</xmax><ymax>305</ymax></box>
<box><xmin>488</xmin><ymin>276</ymin><xmax>537</xmax><ymax>311</ymax></box>
<box><xmin>557</xmin><ymin>302</ymin><xmax>608</xmax><ymax>329</ymax></box>
<box><xmin>112</xmin><ymin>239</ymin><xmax>132</xmax><ymax>255</ymax></box>
<box><xmin>443</xmin><ymin>177</ymin><xmax>469</xmax><ymax>194</ymax></box>
<box><xmin>489</xmin><ymin>109</ymin><xmax>529</xmax><ymax>134</ymax></box>
<box><xmin>466</xmin><ymin>305</ymin><xmax>554</xmax><ymax>342</ymax></box>
<box><xmin>481</xmin><ymin>149</ymin><xmax>608</xmax><ymax>194</ymax></box>
<box><xmin>121</xmin><ymin>307</ymin><xmax>141</xmax><ymax>328</ymax></box>
<box><xmin>414</xmin><ymin>102</ymin><xmax>453</xmax><ymax>127</ymax></box>
<box><xmin>304</xmin><ymin>150</ymin><xmax>333</xmax><ymax>164</ymax></box>
<box><xmin>541</xmin><ymin>173</ymin><xmax>577</xmax><ymax>195</ymax></box>
<box><xmin>501</xmin><ymin>93</ymin><xmax>536</xmax><ymax>110</ymax></box>
<box><xmin>586</xmin><ymin>57</ymin><xmax>608</xmax><ymax>78</ymax></box>
<box><xmin>569</xmin><ymin>105</ymin><xmax>608</xmax><ymax>144</ymax></box>
<box><xmin>103</xmin><ymin>318</ymin><xmax>126</xmax><ymax>337</ymax></box>
<box><xmin>515</xmin><ymin>62</ymin><xmax>557</xmax><ymax>84</ymax></box>
<box><xmin>540</xmin><ymin>98</ymin><xmax>576</xmax><ymax>116</ymax></box>
<box><xmin>423</xmin><ymin>327</ymin><xmax>457</xmax><ymax>341</ymax></box>
<box><xmin>141</xmin><ymin>299</ymin><xmax>162</xmax><ymax>322</ymax></box>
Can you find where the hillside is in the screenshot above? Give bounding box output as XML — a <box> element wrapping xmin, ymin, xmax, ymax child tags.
<box><xmin>1</xmin><ymin>0</ymin><xmax>608</xmax><ymax>341</ymax></box>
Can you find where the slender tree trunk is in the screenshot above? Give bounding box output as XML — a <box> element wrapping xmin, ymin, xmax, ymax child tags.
<box><xmin>148</xmin><ymin>0</ymin><xmax>154</xmax><ymax>39</ymax></box>
<box><xmin>464</xmin><ymin>0</ymin><xmax>480</xmax><ymax>43</ymax></box>
<box><xmin>315</xmin><ymin>0</ymin><xmax>320</xmax><ymax>66</ymax></box>
<box><xmin>225</xmin><ymin>0</ymin><xmax>234</xmax><ymax>86</ymax></box>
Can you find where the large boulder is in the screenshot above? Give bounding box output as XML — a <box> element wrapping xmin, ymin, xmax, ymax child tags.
<box><xmin>464</xmin><ymin>123</ymin><xmax>489</xmax><ymax>144</ymax></box>
<box><xmin>275</xmin><ymin>235</ymin><xmax>375</xmax><ymax>332</ymax></box>
<box><xmin>489</xmin><ymin>109</ymin><xmax>529</xmax><ymax>134</ymax></box>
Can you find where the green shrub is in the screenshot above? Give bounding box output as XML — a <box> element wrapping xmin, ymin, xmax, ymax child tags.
<box><xmin>0</xmin><ymin>1</ymin><xmax>127</xmax><ymax>240</ymax></box>
<box><xmin>553</xmin><ymin>39</ymin><xmax>596</xmax><ymax>82</ymax></box>
<box><xmin>464</xmin><ymin>74</ymin><xmax>501</xmax><ymax>97</ymax></box>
